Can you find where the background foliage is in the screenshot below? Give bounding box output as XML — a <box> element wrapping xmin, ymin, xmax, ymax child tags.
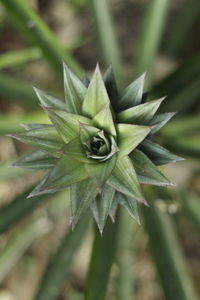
<box><xmin>0</xmin><ymin>0</ymin><xmax>200</xmax><ymax>299</ymax></box>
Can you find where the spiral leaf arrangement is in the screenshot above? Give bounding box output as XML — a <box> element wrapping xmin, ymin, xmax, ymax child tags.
<box><xmin>9</xmin><ymin>64</ymin><xmax>183</xmax><ymax>233</ymax></box>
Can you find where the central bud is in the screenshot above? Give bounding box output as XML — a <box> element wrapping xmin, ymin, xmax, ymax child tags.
<box><xmin>83</xmin><ymin>130</ymin><xmax>117</xmax><ymax>162</ymax></box>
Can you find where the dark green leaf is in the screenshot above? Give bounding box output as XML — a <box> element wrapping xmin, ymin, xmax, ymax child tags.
<box><xmin>116</xmin><ymin>192</ymin><xmax>140</xmax><ymax>223</ymax></box>
<box><xmin>149</xmin><ymin>112</ymin><xmax>176</xmax><ymax>134</ymax></box>
<box><xmin>139</xmin><ymin>139</ymin><xmax>184</xmax><ymax>165</ymax></box>
<box><xmin>103</xmin><ymin>65</ymin><xmax>118</xmax><ymax>109</ymax></box>
<box><xmin>130</xmin><ymin>149</ymin><xmax>173</xmax><ymax>186</ymax></box>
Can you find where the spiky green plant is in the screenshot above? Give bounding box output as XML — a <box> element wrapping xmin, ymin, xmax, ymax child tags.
<box><xmin>9</xmin><ymin>63</ymin><xmax>183</xmax><ymax>233</ymax></box>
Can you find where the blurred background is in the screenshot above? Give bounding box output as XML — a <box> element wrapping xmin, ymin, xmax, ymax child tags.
<box><xmin>0</xmin><ymin>0</ymin><xmax>200</xmax><ymax>299</ymax></box>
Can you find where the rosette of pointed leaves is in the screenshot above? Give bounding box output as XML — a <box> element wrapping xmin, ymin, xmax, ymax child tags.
<box><xmin>9</xmin><ymin>64</ymin><xmax>183</xmax><ymax>233</ymax></box>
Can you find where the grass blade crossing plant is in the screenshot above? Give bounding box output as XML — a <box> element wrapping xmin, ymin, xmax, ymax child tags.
<box><xmin>0</xmin><ymin>0</ymin><xmax>82</xmax><ymax>76</ymax></box>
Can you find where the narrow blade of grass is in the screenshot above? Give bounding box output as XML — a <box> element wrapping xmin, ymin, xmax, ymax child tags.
<box><xmin>85</xmin><ymin>217</ymin><xmax>119</xmax><ymax>300</ymax></box>
<box><xmin>142</xmin><ymin>188</ymin><xmax>198</xmax><ymax>300</ymax></box>
<box><xmin>0</xmin><ymin>0</ymin><xmax>82</xmax><ymax>76</ymax></box>
<box><xmin>0</xmin><ymin>217</ymin><xmax>51</xmax><ymax>283</ymax></box>
<box><xmin>34</xmin><ymin>214</ymin><xmax>90</xmax><ymax>300</ymax></box>
<box><xmin>134</xmin><ymin>0</ymin><xmax>170</xmax><ymax>84</ymax></box>
<box><xmin>89</xmin><ymin>0</ymin><xmax>123</xmax><ymax>87</ymax></box>
<box><xmin>163</xmin><ymin>0</ymin><xmax>200</xmax><ymax>57</ymax></box>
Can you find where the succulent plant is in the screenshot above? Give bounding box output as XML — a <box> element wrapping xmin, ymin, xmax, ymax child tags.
<box><xmin>9</xmin><ymin>64</ymin><xmax>183</xmax><ymax>233</ymax></box>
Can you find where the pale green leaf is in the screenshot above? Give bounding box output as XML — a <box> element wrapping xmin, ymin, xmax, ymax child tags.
<box><xmin>70</xmin><ymin>179</ymin><xmax>98</xmax><ymax>229</ymax></box>
<box><xmin>107</xmin><ymin>156</ymin><xmax>145</xmax><ymax>203</ymax></box>
<box><xmin>63</xmin><ymin>63</ymin><xmax>87</xmax><ymax>114</ymax></box>
<box><xmin>30</xmin><ymin>156</ymin><xmax>88</xmax><ymax>196</ymax></box>
<box><xmin>109</xmin><ymin>198</ymin><xmax>118</xmax><ymax>222</ymax></box>
<box><xmin>33</xmin><ymin>87</ymin><xmax>67</xmax><ymax>111</ymax></box>
<box><xmin>44</xmin><ymin>108</ymin><xmax>92</xmax><ymax>143</ymax></box>
<box><xmin>130</xmin><ymin>149</ymin><xmax>173</xmax><ymax>186</ymax></box>
<box><xmin>85</xmin><ymin>154</ymin><xmax>117</xmax><ymax>188</ymax></box>
<box><xmin>20</xmin><ymin>123</ymin><xmax>51</xmax><ymax>131</ymax></box>
<box><xmin>93</xmin><ymin>103</ymin><xmax>116</xmax><ymax>137</ymax></box>
<box><xmin>117</xmin><ymin>123</ymin><xmax>150</xmax><ymax>156</ymax></box>
<box><xmin>13</xmin><ymin>150</ymin><xmax>58</xmax><ymax>170</ymax></box>
<box><xmin>116</xmin><ymin>73</ymin><xmax>146</xmax><ymax>111</ymax></box>
<box><xmin>117</xmin><ymin>98</ymin><xmax>164</xmax><ymax>124</ymax></box>
<box><xmin>90</xmin><ymin>185</ymin><xmax>115</xmax><ymax>233</ymax></box>
<box><xmin>62</xmin><ymin>137</ymin><xmax>90</xmax><ymax>163</ymax></box>
<box><xmin>149</xmin><ymin>112</ymin><xmax>176</xmax><ymax>134</ymax></box>
<box><xmin>79</xmin><ymin>123</ymin><xmax>100</xmax><ymax>145</ymax></box>
<box><xmin>116</xmin><ymin>192</ymin><xmax>140</xmax><ymax>223</ymax></box>
<box><xmin>139</xmin><ymin>139</ymin><xmax>184</xmax><ymax>165</ymax></box>
<box><xmin>9</xmin><ymin>127</ymin><xmax>64</xmax><ymax>157</ymax></box>
<box><xmin>82</xmin><ymin>64</ymin><xmax>110</xmax><ymax>118</ymax></box>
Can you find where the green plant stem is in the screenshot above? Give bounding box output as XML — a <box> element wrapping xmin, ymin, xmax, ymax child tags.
<box><xmin>85</xmin><ymin>217</ymin><xmax>119</xmax><ymax>300</ymax></box>
<box><xmin>0</xmin><ymin>217</ymin><xmax>51</xmax><ymax>283</ymax></box>
<box><xmin>0</xmin><ymin>0</ymin><xmax>82</xmax><ymax>76</ymax></box>
<box><xmin>34</xmin><ymin>214</ymin><xmax>90</xmax><ymax>300</ymax></box>
<box><xmin>142</xmin><ymin>189</ymin><xmax>198</xmax><ymax>300</ymax></box>
<box><xmin>134</xmin><ymin>0</ymin><xmax>170</xmax><ymax>84</ymax></box>
<box><xmin>164</xmin><ymin>0</ymin><xmax>200</xmax><ymax>57</ymax></box>
<box><xmin>116</xmin><ymin>209</ymin><xmax>135</xmax><ymax>300</ymax></box>
<box><xmin>89</xmin><ymin>0</ymin><xmax>123</xmax><ymax>87</ymax></box>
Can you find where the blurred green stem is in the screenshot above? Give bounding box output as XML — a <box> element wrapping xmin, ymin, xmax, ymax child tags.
<box><xmin>89</xmin><ymin>0</ymin><xmax>123</xmax><ymax>87</ymax></box>
<box><xmin>85</xmin><ymin>217</ymin><xmax>119</xmax><ymax>300</ymax></box>
<box><xmin>143</xmin><ymin>188</ymin><xmax>198</xmax><ymax>300</ymax></box>
<box><xmin>116</xmin><ymin>209</ymin><xmax>135</xmax><ymax>300</ymax></box>
<box><xmin>0</xmin><ymin>0</ymin><xmax>82</xmax><ymax>76</ymax></box>
<box><xmin>135</xmin><ymin>0</ymin><xmax>170</xmax><ymax>86</ymax></box>
<box><xmin>34</xmin><ymin>214</ymin><xmax>90</xmax><ymax>300</ymax></box>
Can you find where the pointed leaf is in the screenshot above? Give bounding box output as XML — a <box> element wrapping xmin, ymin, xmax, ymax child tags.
<box><xmin>62</xmin><ymin>137</ymin><xmax>90</xmax><ymax>163</ymax></box>
<box><xmin>117</xmin><ymin>98</ymin><xmax>164</xmax><ymax>125</ymax></box>
<box><xmin>20</xmin><ymin>124</ymin><xmax>51</xmax><ymax>131</ymax></box>
<box><xmin>149</xmin><ymin>112</ymin><xmax>176</xmax><ymax>134</ymax></box>
<box><xmin>116</xmin><ymin>192</ymin><xmax>140</xmax><ymax>223</ymax></box>
<box><xmin>79</xmin><ymin>123</ymin><xmax>100</xmax><ymax>145</ymax></box>
<box><xmin>130</xmin><ymin>149</ymin><xmax>173</xmax><ymax>186</ymax></box>
<box><xmin>44</xmin><ymin>108</ymin><xmax>92</xmax><ymax>143</ymax></box>
<box><xmin>117</xmin><ymin>73</ymin><xmax>146</xmax><ymax>111</ymax></box>
<box><xmin>85</xmin><ymin>154</ymin><xmax>117</xmax><ymax>188</ymax></box>
<box><xmin>9</xmin><ymin>127</ymin><xmax>64</xmax><ymax>157</ymax></box>
<box><xmin>82</xmin><ymin>65</ymin><xmax>110</xmax><ymax>118</ymax></box>
<box><xmin>117</xmin><ymin>123</ymin><xmax>150</xmax><ymax>156</ymax></box>
<box><xmin>103</xmin><ymin>65</ymin><xmax>118</xmax><ymax>110</ymax></box>
<box><xmin>93</xmin><ymin>103</ymin><xmax>116</xmax><ymax>137</ymax></box>
<box><xmin>70</xmin><ymin>179</ymin><xmax>98</xmax><ymax>228</ymax></box>
<box><xmin>32</xmin><ymin>156</ymin><xmax>88</xmax><ymax>195</ymax></box>
<box><xmin>109</xmin><ymin>198</ymin><xmax>118</xmax><ymax>222</ymax></box>
<box><xmin>139</xmin><ymin>139</ymin><xmax>184</xmax><ymax>166</ymax></box>
<box><xmin>90</xmin><ymin>185</ymin><xmax>115</xmax><ymax>233</ymax></box>
<box><xmin>107</xmin><ymin>156</ymin><xmax>145</xmax><ymax>203</ymax></box>
<box><xmin>33</xmin><ymin>87</ymin><xmax>67</xmax><ymax>111</ymax></box>
<box><xmin>13</xmin><ymin>150</ymin><xmax>58</xmax><ymax>170</ymax></box>
<box><xmin>63</xmin><ymin>63</ymin><xmax>87</xmax><ymax>114</ymax></box>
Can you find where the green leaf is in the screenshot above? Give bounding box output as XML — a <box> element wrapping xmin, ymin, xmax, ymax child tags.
<box><xmin>103</xmin><ymin>65</ymin><xmax>119</xmax><ymax>110</ymax></box>
<box><xmin>29</xmin><ymin>156</ymin><xmax>88</xmax><ymax>197</ymax></box>
<box><xmin>13</xmin><ymin>150</ymin><xmax>58</xmax><ymax>170</ymax></box>
<box><xmin>70</xmin><ymin>179</ymin><xmax>98</xmax><ymax>229</ymax></box>
<box><xmin>33</xmin><ymin>87</ymin><xmax>67</xmax><ymax>111</ymax></box>
<box><xmin>20</xmin><ymin>123</ymin><xmax>51</xmax><ymax>131</ymax></box>
<box><xmin>82</xmin><ymin>64</ymin><xmax>110</xmax><ymax>118</ymax></box>
<box><xmin>44</xmin><ymin>108</ymin><xmax>92</xmax><ymax>143</ymax></box>
<box><xmin>116</xmin><ymin>192</ymin><xmax>140</xmax><ymax>223</ymax></box>
<box><xmin>116</xmin><ymin>73</ymin><xmax>146</xmax><ymax>111</ymax></box>
<box><xmin>107</xmin><ymin>156</ymin><xmax>145</xmax><ymax>204</ymax></box>
<box><xmin>130</xmin><ymin>149</ymin><xmax>173</xmax><ymax>186</ymax></box>
<box><xmin>149</xmin><ymin>112</ymin><xmax>176</xmax><ymax>134</ymax></box>
<box><xmin>63</xmin><ymin>63</ymin><xmax>87</xmax><ymax>114</ymax></box>
<box><xmin>9</xmin><ymin>127</ymin><xmax>64</xmax><ymax>157</ymax></box>
<box><xmin>139</xmin><ymin>139</ymin><xmax>184</xmax><ymax>165</ymax></box>
<box><xmin>117</xmin><ymin>123</ymin><xmax>150</xmax><ymax>156</ymax></box>
<box><xmin>117</xmin><ymin>98</ymin><xmax>164</xmax><ymax>124</ymax></box>
<box><xmin>93</xmin><ymin>103</ymin><xmax>116</xmax><ymax>137</ymax></box>
<box><xmin>90</xmin><ymin>185</ymin><xmax>115</xmax><ymax>233</ymax></box>
<box><xmin>109</xmin><ymin>198</ymin><xmax>118</xmax><ymax>222</ymax></box>
<box><xmin>62</xmin><ymin>137</ymin><xmax>90</xmax><ymax>163</ymax></box>
<box><xmin>79</xmin><ymin>123</ymin><xmax>100</xmax><ymax>145</ymax></box>
<box><xmin>85</xmin><ymin>154</ymin><xmax>117</xmax><ymax>188</ymax></box>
